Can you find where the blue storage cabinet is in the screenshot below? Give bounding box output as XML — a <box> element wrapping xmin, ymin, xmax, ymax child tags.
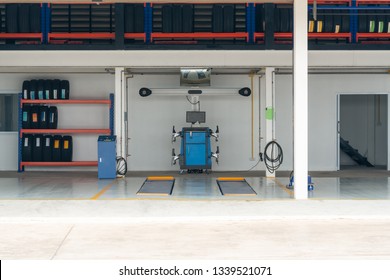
<box><xmin>180</xmin><ymin>127</ymin><xmax>212</xmax><ymax>170</ymax></box>
<box><xmin>98</xmin><ymin>135</ymin><xmax>116</xmax><ymax>179</ymax></box>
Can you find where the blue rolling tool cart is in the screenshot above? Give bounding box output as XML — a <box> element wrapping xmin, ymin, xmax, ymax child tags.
<box><xmin>98</xmin><ymin>135</ymin><xmax>117</xmax><ymax>179</ymax></box>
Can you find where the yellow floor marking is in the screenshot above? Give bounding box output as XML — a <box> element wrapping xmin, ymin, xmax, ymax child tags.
<box><xmin>90</xmin><ymin>180</ymin><xmax>116</xmax><ymax>200</ymax></box>
<box><xmin>147</xmin><ymin>176</ymin><xmax>175</xmax><ymax>181</ymax></box>
<box><xmin>217</xmin><ymin>177</ymin><xmax>245</xmax><ymax>181</ymax></box>
<box><xmin>273</xmin><ymin>177</ymin><xmax>294</xmax><ymax>196</ymax></box>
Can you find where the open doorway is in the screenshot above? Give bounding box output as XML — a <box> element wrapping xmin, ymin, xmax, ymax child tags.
<box><xmin>337</xmin><ymin>94</ymin><xmax>388</xmax><ymax>170</ymax></box>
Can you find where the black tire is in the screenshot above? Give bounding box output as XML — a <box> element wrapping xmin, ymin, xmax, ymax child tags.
<box><xmin>255</xmin><ymin>4</ymin><xmax>264</xmax><ymax>32</ymax></box>
<box><xmin>60</xmin><ymin>80</ymin><xmax>70</xmax><ymax>99</ymax></box>
<box><xmin>324</xmin><ymin>14</ymin><xmax>334</xmax><ymax>33</ymax></box>
<box><xmin>134</xmin><ymin>5</ymin><xmax>144</xmax><ymax>33</ymax></box>
<box><xmin>18</xmin><ymin>4</ymin><xmax>30</xmax><ymax>33</ymax></box>
<box><xmin>22</xmin><ymin>105</ymin><xmax>31</xmax><ymax>128</ymax></box>
<box><xmin>333</xmin><ymin>10</ymin><xmax>342</xmax><ymax>33</ymax></box>
<box><xmin>6</xmin><ymin>4</ymin><xmax>18</xmax><ymax>33</ymax></box>
<box><xmin>274</xmin><ymin>8</ymin><xmax>280</xmax><ymax>32</ymax></box>
<box><xmin>124</xmin><ymin>5</ymin><xmax>134</xmax><ymax>33</ymax></box>
<box><xmin>182</xmin><ymin>5</ymin><xmax>193</xmax><ymax>33</ymax></box>
<box><xmin>44</xmin><ymin>80</ymin><xmax>53</xmax><ymax>99</ymax></box>
<box><xmin>386</xmin><ymin>14</ymin><xmax>390</xmax><ymax>33</ymax></box>
<box><xmin>316</xmin><ymin>15</ymin><xmax>325</xmax><ymax>33</ymax></box>
<box><xmin>48</xmin><ymin>106</ymin><xmax>58</xmax><ymax>129</ymax></box>
<box><xmin>37</xmin><ymin>79</ymin><xmax>45</xmax><ymax>100</ymax></box>
<box><xmin>280</xmin><ymin>8</ymin><xmax>290</xmax><ymax>33</ymax></box>
<box><xmin>52</xmin><ymin>79</ymin><xmax>61</xmax><ymax>99</ymax></box>
<box><xmin>223</xmin><ymin>5</ymin><xmax>235</xmax><ymax>33</ymax></box>
<box><xmin>368</xmin><ymin>14</ymin><xmax>376</xmax><ymax>33</ymax></box>
<box><xmin>376</xmin><ymin>10</ymin><xmax>385</xmax><ymax>33</ymax></box>
<box><xmin>29</xmin><ymin>4</ymin><xmax>41</xmax><ymax>33</ymax></box>
<box><xmin>288</xmin><ymin>8</ymin><xmax>293</xmax><ymax>32</ymax></box>
<box><xmin>172</xmin><ymin>5</ymin><xmax>183</xmax><ymax>33</ymax></box>
<box><xmin>213</xmin><ymin>5</ymin><xmax>224</xmax><ymax>32</ymax></box>
<box><xmin>359</xmin><ymin>14</ymin><xmax>367</xmax><ymax>33</ymax></box>
<box><xmin>42</xmin><ymin>135</ymin><xmax>53</xmax><ymax>162</ymax></box>
<box><xmin>22</xmin><ymin>134</ymin><xmax>33</xmax><ymax>162</ymax></box>
<box><xmin>29</xmin><ymin>79</ymin><xmax>38</xmax><ymax>100</ymax></box>
<box><xmin>342</xmin><ymin>14</ymin><xmax>350</xmax><ymax>33</ymax></box>
<box><xmin>61</xmin><ymin>136</ymin><xmax>73</xmax><ymax>162</ymax></box>
<box><xmin>52</xmin><ymin>135</ymin><xmax>62</xmax><ymax>162</ymax></box>
<box><xmin>22</xmin><ymin>80</ymin><xmax>30</xmax><ymax>99</ymax></box>
<box><xmin>162</xmin><ymin>5</ymin><xmax>173</xmax><ymax>33</ymax></box>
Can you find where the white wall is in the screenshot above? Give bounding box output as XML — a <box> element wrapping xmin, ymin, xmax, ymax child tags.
<box><xmin>127</xmin><ymin>74</ymin><xmax>260</xmax><ymax>171</ymax></box>
<box><xmin>0</xmin><ymin>73</ymin><xmax>114</xmax><ymax>171</ymax></box>
<box><xmin>275</xmin><ymin>74</ymin><xmax>390</xmax><ymax>171</ymax></box>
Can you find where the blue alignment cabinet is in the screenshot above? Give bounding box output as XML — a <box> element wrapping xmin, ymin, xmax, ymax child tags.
<box><xmin>180</xmin><ymin>127</ymin><xmax>212</xmax><ymax>170</ymax></box>
<box><xmin>98</xmin><ymin>135</ymin><xmax>117</xmax><ymax>179</ymax></box>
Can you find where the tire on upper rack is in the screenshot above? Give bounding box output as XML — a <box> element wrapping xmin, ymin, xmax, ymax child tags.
<box><xmin>333</xmin><ymin>9</ymin><xmax>342</xmax><ymax>33</ymax></box>
<box><xmin>213</xmin><ymin>5</ymin><xmax>224</xmax><ymax>33</ymax></box>
<box><xmin>223</xmin><ymin>5</ymin><xmax>235</xmax><ymax>33</ymax></box>
<box><xmin>172</xmin><ymin>5</ymin><xmax>183</xmax><ymax>33</ymax></box>
<box><xmin>29</xmin><ymin>4</ymin><xmax>41</xmax><ymax>33</ymax></box>
<box><xmin>29</xmin><ymin>79</ymin><xmax>38</xmax><ymax>100</ymax></box>
<box><xmin>124</xmin><ymin>4</ymin><xmax>134</xmax><ymax>33</ymax></box>
<box><xmin>324</xmin><ymin>14</ymin><xmax>334</xmax><ymax>33</ymax></box>
<box><xmin>368</xmin><ymin>14</ymin><xmax>377</xmax><ymax>33</ymax></box>
<box><xmin>18</xmin><ymin>4</ymin><xmax>30</xmax><ymax>33</ymax></box>
<box><xmin>37</xmin><ymin>79</ymin><xmax>45</xmax><ymax>100</ymax></box>
<box><xmin>255</xmin><ymin>4</ymin><xmax>264</xmax><ymax>33</ymax></box>
<box><xmin>280</xmin><ymin>8</ymin><xmax>290</xmax><ymax>33</ymax></box>
<box><xmin>60</xmin><ymin>80</ymin><xmax>70</xmax><ymax>99</ymax></box>
<box><xmin>52</xmin><ymin>79</ymin><xmax>61</xmax><ymax>99</ymax></box>
<box><xmin>274</xmin><ymin>7</ymin><xmax>281</xmax><ymax>32</ymax></box>
<box><xmin>376</xmin><ymin>10</ymin><xmax>385</xmax><ymax>33</ymax></box>
<box><xmin>6</xmin><ymin>4</ymin><xmax>19</xmax><ymax>33</ymax></box>
<box><xmin>341</xmin><ymin>13</ymin><xmax>350</xmax><ymax>33</ymax></box>
<box><xmin>358</xmin><ymin>14</ymin><xmax>368</xmax><ymax>32</ymax></box>
<box><xmin>44</xmin><ymin>80</ymin><xmax>53</xmax><ymax>100</ymax></box>
<box><xmin>162</xmin><ymin>5</ymin><xmax>173</xmax><ymax>33</ymax></box>
<box><xmin>182</xmin><ymin>4</ymin><xmax>194</xmax><ymax>33</ymax></box>
<box><xmin>22</xmin><ymin>80</ymin><xmax>31</xmax><ymax>99</ymax></box>
<box><xmin>134</xmin><ymin>4</ymin><xmax>144</xmax><ymax>33</ymax></box>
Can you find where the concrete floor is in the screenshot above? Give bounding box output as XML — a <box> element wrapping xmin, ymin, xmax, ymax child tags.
<box><xmin>1</xmin><ymin>170</ymin><xmax>390</xmax><ymax>259</ymax></box>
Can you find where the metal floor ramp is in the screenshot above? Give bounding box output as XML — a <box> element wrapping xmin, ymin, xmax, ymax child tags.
<box><xmin>137</xmin><ymin>176</ymin><xmax>175</xmax><ymax>196</ymax></box>
<box><xmin>217</xmin><ymin>177</ymin><xmax>257</xmax><ymax>196</ymax></box>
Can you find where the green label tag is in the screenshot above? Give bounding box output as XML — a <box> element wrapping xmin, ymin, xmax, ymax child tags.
<box><xmin>369</xmin><ymin>21</ymin><xmax>375</xmax><ymax>33</ymax></box>
<box><xmin>266</xmin><ymin>107</ymin><xmax>274</xmax><ymax>120</ymax></box>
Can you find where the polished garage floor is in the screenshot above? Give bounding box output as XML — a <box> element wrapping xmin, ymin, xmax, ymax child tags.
<box><xmin>1</xmin><ymin>170</ymin><xmax>390</xmax><ymax>259</ymax></box>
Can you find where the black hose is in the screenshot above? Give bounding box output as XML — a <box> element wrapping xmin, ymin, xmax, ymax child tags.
<box><xmin>264</xmin><ymin>141</ymin><xmax>283</xmax><ymax>174</ymax></box>
<box><xmin>116</xmin><ymin>156</ymin><xmax>127</xmax><ymax>176</ymax></box>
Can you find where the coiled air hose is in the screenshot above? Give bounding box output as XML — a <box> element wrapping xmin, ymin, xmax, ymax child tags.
<box><xmin>264</xmin><ymin>141</ymin><xmax>283</xmax><ymax>174</ymax></box>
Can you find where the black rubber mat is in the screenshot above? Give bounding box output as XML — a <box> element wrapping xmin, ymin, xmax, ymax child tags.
<box><xmin>217</xmin><ymin>178</ymin><xmax>257</xmax><ymax>196</ymax></box>
<box><xmin>137</xmin><ymin>177</ymin><xmax>175</xmax><ymax>196</ymax></box>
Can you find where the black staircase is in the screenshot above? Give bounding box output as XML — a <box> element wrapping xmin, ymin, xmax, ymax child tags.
<box><xmin>340</xmin><ymin>137</ymin><xmax>374</xmax><ymax>167</ymax></box>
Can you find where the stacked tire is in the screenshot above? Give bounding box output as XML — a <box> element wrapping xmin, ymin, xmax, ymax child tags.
<box><xmin>6</xmin><ymin>4</ymin><xmax>41</xmax><ymax>33</ymax></box>
<box><xmin>22</xmin><ymin>79</ymin><xmax>69</xmax><ymax>100</ymax></box>
<box><xmin>21</xmin><ymin>79</ymin><xmax>72</xmax><ymax>163</ymax></box>
<box><xmin>22</xmin><ymin>134</ymin><xmax>73</xmax><ymax>162</ymax></box>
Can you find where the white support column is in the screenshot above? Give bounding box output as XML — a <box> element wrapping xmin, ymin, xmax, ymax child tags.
<box><xmin>265</xmin><ymin>67</ymin><xmax>275</xmax><ymax>178</ymax></box>
<box><xmin>293</xmin><ymin>0</ymin><xmax>308</xmax><ymax>199</ymax></box>
<box><xmin>115</xmin><ymin>67</ymin><xmax>125</xmax><ymax>158</ymax></box>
